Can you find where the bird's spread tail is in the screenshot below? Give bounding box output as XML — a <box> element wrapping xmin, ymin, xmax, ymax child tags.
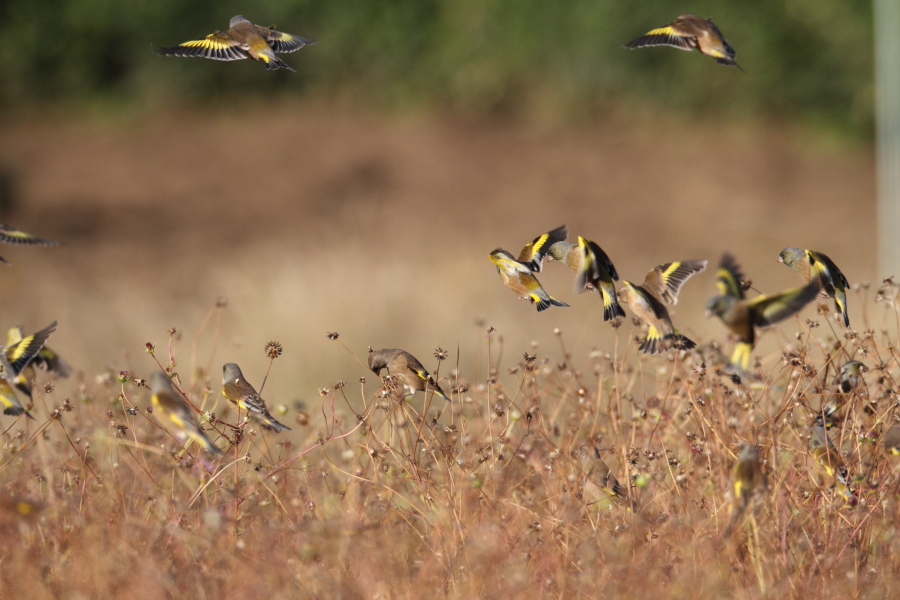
<box><xmin>835</xmin><ymin>291</ymin><xmax>849</xmax><ymax>327</ymax></box>
<box><xmin>3</xmin><ymin>405</ymin><xmax>26</xmax><ymax>418</ymax></box>
<box><xmin>532</xmin><ymin>294</ymin><xmax>569</xmax><ymax>312</ymax></box>
<box><xmin>639</xmin><ymin>326</ymin><xmax>664</xmax><ymax>355</ymax></box>
<box><xmin>667</xmin><ymin>333</ymin><xmax>696</xmax><ymax>351</ymax></box>
<box><xmin>600</xmin><ymin>283</ymin><xmax>625</xmax><ymax>321</ymax></box>
<box><xmin>265</xmin><ymin>57</ymin><xmax>296</xmax><ymax>72</ymax></box>
<box><xmin>729</xmin><ymin>343</ymin><xmax>752</xmax><ymax>374</ymax></box>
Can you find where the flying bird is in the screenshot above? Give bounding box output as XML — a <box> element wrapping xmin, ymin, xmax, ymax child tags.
<box><xmin>7</xmin><ymin>325</ymin><xmax>70</xmax><ymax>400</ymax></box>
<box><xmin>157</xmin><ymin>15</ymin><xmax>315</xmax><ymax>72</ymax></box>
<box><xmin>778</xmin><ymin>247</ymin><xmax>850</xmax><ymax>327</ymax></box>
<box><xmin>517</xmin><ymin>225</ymin><xmax>568</xmax><ymax>273</ymax></box>
<box><xmin>489</xmin><ymin>249</ymin><xmax>569</xmax><ymax>312</ymax></box>
<box><xmin>541</xmin><ymin>234</ymin><xmax>623</xmax><ymax>321</ymax></box>
<box><xmin>623</xmin><ymin>14</ymin><xmax>742</xmax><ymax>71</ymax></box>
<box><xmin>619</xmin><ymin>260</ymin><xmax>707</xmax><ymax>355</ymax></box>
<box><xmin>0</xmin><ymin>223</ymin><xmax>59</xmax><ymax>266</ymax></box>
<box><xmin>706</xmin><ymin>254</ymin><xmax>819</xmax><ymax>373</ymax></box>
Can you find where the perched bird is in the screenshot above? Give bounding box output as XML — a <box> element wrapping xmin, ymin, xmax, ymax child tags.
<box><xmin>222</xmin><ymin>363</ymin><xmax>291</xmax><ymax>433</ymax></box>
<box><xmin>837</xmin><ymin>360</ymin><xmax>866</xmax><ymax>394</ymax></box>
<box><xmin>0</xmin><ymin>378</ymin><xmax>30</xmax><ymax>419</ymax></box>
<box><xmin>706</xmin><ymin>254</ymin><xmax>820</xmax><ymax>373</ymax></box>
<box><xmin>368</xmin><ymin>348</ymin><xmax>450</xmax><ymax>402</ymax></box>
<box><xmin>0</xmin><ymin>494</ymin><xmax>42</xmax><ymax>518</ymax></box>
<box><xmin>157</xmin><ymin>15</ymin><xmax>315</xmax><ymax>72</ymax></box>
<box><xmin>0</xmin><ymin>223</ymin><xmax>59</xmax><ymax>266</ymax></box>
<box><xmin>623</xmin><ymin>14</ymin><xmax>742</xmax><ymax>70</ymax></box>
<box><xmin>725</xmin><ymin>443</ymin><xmax>766</xmax><ymax>536</ymax></box>
<box><xmin>578</xmin><ymin>445</ymin><xmax>629</xmax><ymax>506</ymax></box>
<box><xmin>619</xmin><ymin>260</ymin><xmax>707</xmax><ymax>355</ymax></box>
<box><xmin>778</xmin><ymin>248</ymin><xmax>850</xmax><ymax>327</ymax></box>
<box><xmin>809</xmin><ymin>424</ymin><xmax>854</xmax><ymax>500</ymax></box>
<box><xmin>6</xmin><ymin>325</ymin><xmax>70</xmax><ymax>399</ymax></box>
<box><xmin>809</xmin><ymin>424</ymin><xmax>842</xmax><ymax>476</ymax></box>
<box><xmin>489</xmin><ymin>249</ymin><xmax>569</xmax><ymax>312</ymax></box>
<box><xmin>517</xmin><ymin>225</ymin><xmax>568</xmax><ymax>272</ymax></box>
<box><xmin>884</xmin><ymin>425</ymin><xmax>900</xmax><ymax>456</ymax></box>
<box><xmin>149</xmin><ymin>371</ymin><xmax>221</xmax><ymax>456</ymax></box>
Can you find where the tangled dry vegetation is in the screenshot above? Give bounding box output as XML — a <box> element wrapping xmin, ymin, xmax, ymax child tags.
<box><xmin>2</xmin><ymin>282</ymin><xmax>900</xmax><ymax>599</ymax></box>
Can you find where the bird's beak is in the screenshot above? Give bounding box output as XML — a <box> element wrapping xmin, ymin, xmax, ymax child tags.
<box><xmin>777</xmin><ymin>257</ymin><xmax>783</xmax><ymax>263</ymax></box>
<box><xmin>704</xmin><ymin>309</ymin><xmax>713</xmax><ymax>318</ymax></box>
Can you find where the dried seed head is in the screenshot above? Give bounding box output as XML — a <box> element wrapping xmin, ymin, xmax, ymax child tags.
<box><xmin>326</xmin><ymin>332</ymin><xmax>339</xmax><ymax>340</ymax></box>
<box><xmin>265</xmin><ymin>341</ymin><xmax>283</xmax><ymax>359</ymax></box>
<box><xmin>216</xmin><ymin>297</ymin><xmax>228</xmax><ymax>308</ymax></box>
<box><xmin>523</xmin><ymin>353</ymin><xmax>537</xmax><ymax>364</ymax></box>
<box><xmin>434</xmin><ymin>347</ymin><xmax>448</xmax><ymax>361</ymax></box>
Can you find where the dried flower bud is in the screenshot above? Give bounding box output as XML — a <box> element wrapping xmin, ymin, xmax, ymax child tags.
<box><xmin>265</xmin><ymin>341</ymin><xmax>283</xmax><ymax>359</ymax></box>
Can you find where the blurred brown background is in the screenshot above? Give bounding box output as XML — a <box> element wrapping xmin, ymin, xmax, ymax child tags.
<box><xmin>0</xmin><ymin>103</ymin><xmax>875</xmax><ymax>415</ymax></box>
<box><xmin>0</xmin><ymin>0</ymin><xmax>879</xmax><ymax>417</ymax></box>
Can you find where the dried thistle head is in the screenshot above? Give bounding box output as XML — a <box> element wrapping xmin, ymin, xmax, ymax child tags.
<box><xmin>434</xmin><ymin>347</ymin><xmax>448</xmax><ymax>361</ymax></box>
<box><xmin>265</xmin><ymin>341</ymin><xmax>283</xmax><ymax>359</ymax></box>
<box><xmin>327</xmin><ymin>332</ymin><xmax>340</xmax><ymax>340</ymax></box>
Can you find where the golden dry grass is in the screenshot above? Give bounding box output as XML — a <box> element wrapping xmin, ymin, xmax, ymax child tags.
<box><xmin>0</xmin><ymin>282</ymin><xmax>899</xmax><ymax>599</ymax></box>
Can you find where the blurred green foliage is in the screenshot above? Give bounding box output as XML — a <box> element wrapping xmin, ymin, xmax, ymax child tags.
<box><xmin>0</xmin><ymin>0</ymin><xmax>873</xmax><ymax>135</ymax></box>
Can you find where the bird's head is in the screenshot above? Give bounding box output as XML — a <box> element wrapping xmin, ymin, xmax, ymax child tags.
<box><xmin>778</xmin><ymin>247</ymin><xmax>804</xmax><ymax>266</ymax></box>
<box><xmin>222</xmin><ymin>362</ymin><xmax>243</xmax><ymax>383</ymax></box>
<box><xmin>705</xmin><ymin>295</ymin><xmax>733</xmax><ymax>318</ymax></box>
<box><xmin>149</xmin><ymin>371</ymin><xmax>172</xmax><ymax>394</ymax></box>
<box><xmin>368</xmin><ymin>349</ymin><xmax>387</xmax><ymax>375</ymax></box>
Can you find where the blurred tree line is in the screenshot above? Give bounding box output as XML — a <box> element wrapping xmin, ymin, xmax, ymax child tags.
<box><xmin>0</xmin><ymin>0</ymin><xmax>873</xmax><ymax>136</ymax></box>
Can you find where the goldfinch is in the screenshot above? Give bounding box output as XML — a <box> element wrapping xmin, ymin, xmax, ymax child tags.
<box><xmin>883</xmin><ymin>425</ymin><xmax>900</xmax><ymax>456</ymax></box>
<box><xmin>572</xmin><ymin>237</ymin><xmax>625</xmax><ymax>321</ymax></box>
<box><xmin>368</xmin><ymin>348</ymin><xmax>450</xmax><ymax>402</ymax></box>
<box><xmin>6</xmin><ymin>325</ymin><xmax>70</xmax><ymax>399</ymax></box>
<box><xmin>0</xmin><ymin>378</ymin><xmax>30</xmax><ymax>419</ymax></box>
<box><xmin>149</xmin><ymin>371</ymin><xmax>221</xmax><ymax>456</ymax></box>
<box><xmin>158</xmin><ymin>15</ymin><xmax>315</xmax><ymax>72</ymax></box>
<box><xmin>624</xmin><ymin>14</ymin><xmax>742</xmax><ymax>70</ymax></box>
<box><xmin>517</xmin><ymin>225</ymin><xmax>568</xmax><ymax>272</ymax></box>
<box><xmin>706</xmin><ymin>254</ymin><xmax>820</xmax><ymax>373</ymax></box>
<box><xmin>778</xmin><ymin>247</ymin><xmax>850</xmax><ymax>327</ymax></box>
<box><xmin>578</xmin><ymin>445</ymin><xmax>629</xmax><ymax>506</ymax></box>
<box><xmin>490</xmin><ymin>249</ymin><xmax>569</xmax><ymax>312</ymax></box>
<box><xmin>2</xmin><ymin>320</ymin><xmax>57</xmax><ymax>394</ymax></box>
<box><xmin>725</xmin><ymin>443</ymin><xmax>766</xmax><ymax>536</ymax></box>
<box><xmin>619</xmin><ymin>260</ymin><xmax>707</xmax><ymax>354</ymax></box>
<box><xmin>222</xmin><ymin>363</ymin><xmax>291</xmax><ymax>433</ymax></box>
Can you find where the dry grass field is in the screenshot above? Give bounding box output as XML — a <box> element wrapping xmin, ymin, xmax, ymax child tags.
<box><xmin>0</xmin><ymin>105</ymin><xmax>889</xmax><ymax>598</ymax></box>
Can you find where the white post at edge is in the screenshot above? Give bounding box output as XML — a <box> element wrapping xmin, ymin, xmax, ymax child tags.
<box><xmin>875</xmin><ymin>0</ymin><xmax>900</xmax><ymax>279</ymax></box>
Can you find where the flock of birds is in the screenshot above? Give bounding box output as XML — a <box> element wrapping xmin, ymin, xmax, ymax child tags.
<box><xmin>489</xmin><ymin>224</ymin><xmax>848</xmax><ymax>373</ymax></box>
<box><xmin>0</xmin><ymin>12</ymin><xmax>886</xmax><ymax>537</ymax></box>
